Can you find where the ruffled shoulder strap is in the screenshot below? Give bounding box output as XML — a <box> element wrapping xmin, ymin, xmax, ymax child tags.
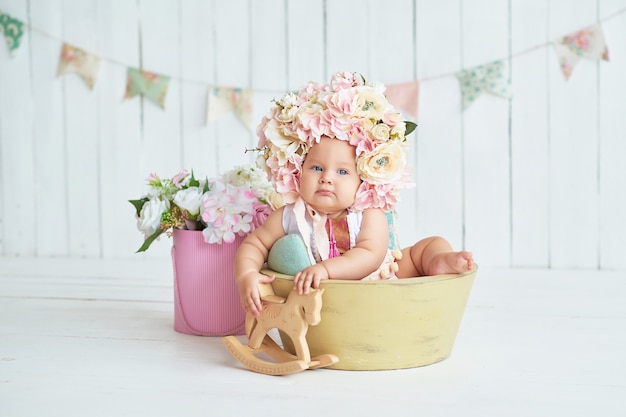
<box><xmin>346</xmin><ymin>210</ymin><xmax>362</xmax><ymax>249</ymax></box>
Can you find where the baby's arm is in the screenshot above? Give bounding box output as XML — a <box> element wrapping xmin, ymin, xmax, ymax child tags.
<box><xmin>234</xmin><ymin>206</ymin><xmax>286</xmax><ymax>317</ymax></box>
<box><xmin>293</xmin><ymin>208</ymin><xmax>388</xmax><ymax>293</ymax></box>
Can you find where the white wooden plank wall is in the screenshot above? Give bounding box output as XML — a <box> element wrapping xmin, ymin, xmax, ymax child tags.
<box><xmin>0</xmin><ymin>0</ymin><xmax>625</xmax><ymax>269</ymax></box>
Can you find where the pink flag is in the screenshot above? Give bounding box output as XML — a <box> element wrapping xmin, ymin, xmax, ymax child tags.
<box><xmin>385</xmin><ymin>80</ymin><xmax>419</xmax><ymax>121</ymax></box>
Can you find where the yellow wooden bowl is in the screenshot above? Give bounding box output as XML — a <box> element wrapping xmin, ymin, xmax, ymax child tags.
<box><xmin>265</xmin><ymin>267</ymin><xmax>476</xmax><ymax>370</ymax></box>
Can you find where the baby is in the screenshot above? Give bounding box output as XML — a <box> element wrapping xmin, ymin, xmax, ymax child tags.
<box><xmin>235</xmin><ymin>72</ymin><xmax>473</xmax><ymax>317</ymax></box>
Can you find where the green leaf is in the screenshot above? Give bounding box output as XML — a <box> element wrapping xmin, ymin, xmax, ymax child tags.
<box><xmin>405</xmin><ymin>121</ymin><xmax>417</xmax><ymax>136</ymax></box>
<box><xmin>129</xmin><ymin>198</ymin><xmax>148</xmax><ymax>217</ymax></box>
<box><xmin>135</xmin><ymin>229</ymin><xmax>164</xmax><ymax>253</ymax></box>
<box><xmin>203</xmin><ymin>177</ymin><xmax>210</xmax><ymax>193</ymax></box>
<box><xmin>189</xmin><ymin>169</ymin><xmax>200</xmax><ymax>187</ymax></box>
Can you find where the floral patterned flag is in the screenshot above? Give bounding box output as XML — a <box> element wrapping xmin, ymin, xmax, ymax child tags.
<box><xmin>385</xmin><ymin>80</ymin><xmax>420</xmax><ymax>121</ymax></box>
<box><xmin>206</xmin><ymin>86</ymin><xmax>254</xmax><ymax>131</ymax></box>
<box><xmin>57</xmin><ymin>43</ymin><xmax>102</xmax><ymax>89</ymax></box>
<box><xmin>456</xmin><ymin>60</ymin><xmax>512</xmax><ymax>110</ymax></box>
<box><xmin>553</xmin><ymin>24</ymin><xmax>609</xmax><ymax>80</ymax></box>
<box><xmin>124</xmin><ymin>67</ymin><xmax>170</xmax><ymax>109</ymax></box>
<box><xmin>0</xmin><ymin>11</ymin><xmax>25</xmax><ymax>57</ymax></box>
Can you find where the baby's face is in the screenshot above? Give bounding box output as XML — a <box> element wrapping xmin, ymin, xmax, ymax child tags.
<box><xmin>299</xmin><ymin>137</ymin><xmax>362</xmax><ymax>217</ymax></box>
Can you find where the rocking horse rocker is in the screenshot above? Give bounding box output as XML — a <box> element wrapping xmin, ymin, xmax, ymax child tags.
<box><xmin>222</xmin><ymin>283</ymin><xmax>339</xmax><ymax>375</ymax></box>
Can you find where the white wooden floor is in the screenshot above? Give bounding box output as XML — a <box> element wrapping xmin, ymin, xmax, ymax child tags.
<box><xmin>1</xmin><ymin>258</ymin><xmax>625</xmax><ymax>417</ymax></box>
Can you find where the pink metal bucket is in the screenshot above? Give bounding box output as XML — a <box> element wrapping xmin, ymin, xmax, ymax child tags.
<box><xmin>171</xmin><ymin>229</ymin><xmax>246</xmax><ymax>336</ymax></box>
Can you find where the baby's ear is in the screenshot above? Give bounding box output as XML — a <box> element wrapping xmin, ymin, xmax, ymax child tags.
<box><xmin>267</xmin><ymin>234</ymin><xmax>312</xmax><ymax>275</ymax></box>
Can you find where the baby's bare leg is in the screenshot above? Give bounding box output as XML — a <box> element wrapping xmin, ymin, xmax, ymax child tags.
<box><xmin>396</xmin><ymin>236</ymin><xmax>474</xmax><ymax>278</ymax></box>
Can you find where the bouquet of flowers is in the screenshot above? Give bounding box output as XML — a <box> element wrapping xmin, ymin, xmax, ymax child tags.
<box><xmin>130</xmin><ymin>164</ymin><xmax>281</xmax><ymax>252</ymax></box>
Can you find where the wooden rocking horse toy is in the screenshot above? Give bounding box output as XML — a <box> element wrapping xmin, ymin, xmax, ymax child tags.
<box><xmin>222</xmin><ymin>283</ymin><xmax>339</xmax><ymax>375</ymax></box>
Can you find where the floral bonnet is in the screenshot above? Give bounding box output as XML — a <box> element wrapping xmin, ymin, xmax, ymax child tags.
<box><xmin>256</xmin><ymin>71</ymin><xmax>416</xmax><ymax>212</ymax></box>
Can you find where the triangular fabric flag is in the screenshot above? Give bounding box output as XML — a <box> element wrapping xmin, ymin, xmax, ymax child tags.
<box><xmin>206</xmin><ymin>86</ymin><xmax>254</xmax><ymax>131</ymax></box>
<box><xmin>0</xmin><ymin>11</ymin><xmax>25</xmax><ymax>57</ymax></box>
<box><xmin>124</xmin><ymin>67</ymin><xmax>170</xmax><ymax>109</ymax></box>
<box><xmin>57</xmin><ymin>43</ymin><xmax>102</xmax><ymax>89</ymax></box>
<box><xmin>385</xmin><ymin>80</ymin><xmax>420</xmax><ymax>121</ymax></box>
<box><xmin>456</xmin><ymin>60</ymin><xmax>512</xmax><ymax>110</ymax></box>
<box><xmin>553</xmin><ymin>24</ymin><xmax>609</xmax><ymax>80</ymax></box>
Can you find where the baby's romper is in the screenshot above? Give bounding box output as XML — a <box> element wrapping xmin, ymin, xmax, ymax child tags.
<box><xmin>281</xmin><ymin>203</ymin><xmax>399</xmax><ymax>280</ymax></box>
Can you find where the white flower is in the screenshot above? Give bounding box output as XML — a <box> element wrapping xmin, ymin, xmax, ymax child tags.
<box><xmin>202</xmin><ymin>224</ymin><xmax>225</xmax><ymax>244</ymax></box>
<box><xmin>223</xmin><ymin>164</ymin><xmax>274</xmax><ymax>197</ymax></box>
<box><xmin>137</xmin><ymin>197</ymin><xmax>169</xmax><ymax>236</ymax></box>
<box><xmin>357</xmin><ymin>140</ymin><xmax>407</xmax><ymax>185</ymax></box>
<box><xmin>266</xmin><ymin>191</ymin><xmax>285</xmax><ymax>209</ymax></box>
<box><xmin>231</xmin><ymin>213</ymin><xmax>253</xmax><ymax>234</ymax></box>
<box><xmin>173</xmin><ymin>186</ymin><xmax>204</xmax><ymax>218</ymax></box>
<box><xmin>277</xmin><ymin>91</ymin><xmax>298</xmax><ymax>109</ymax></box>
<box><xmin>276</xmin><ymin>92</ymin><xmax>300</xmax><ymax>122</ymax></box>
<box><xmin>144</xmin><ymin>173</ymin><xmax>181</xmax><ymax>199</ymax></box>
<box><xmin>370</xmin><ymin>123</ymin><xmax>391</xmax><ymax>141</ymax></box>
<box><xmin>365</xmin><ymin>80</ymin><xmax>387</xmax><ymax>95</ymax></box>
<box><xmin>353</xmin><ymin>86</ymin><xmax>389</xmax><ymax>120</ymax></box>
<box><xmin>390</xmin><ymin>122</ymin><xmax>406</xmax><ymax>141</ymax></box>
<box><xmin>265</xmin><ymin>120</ymin><xmax>308</xmax><ymax>164</ymax></box>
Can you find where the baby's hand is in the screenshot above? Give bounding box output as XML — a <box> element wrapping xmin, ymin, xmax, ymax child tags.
<box><xmin>237</xmin><ymin>272</ymin><xmax>275</xmax><ymax>318</ymax></box>
<box><xmin>293</xmin><ymin>264</ymin><xmax>329</xmax><ymax>295</ymax></box>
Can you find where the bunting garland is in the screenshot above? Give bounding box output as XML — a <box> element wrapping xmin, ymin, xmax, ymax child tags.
<box><xmin>0</xmin><ymin>10</ymin><xmax>25</xmax><ymax>57</ymax></box>
<box><xmin>385</xmin><ymin>80</ymin><xmax>420</xmax><ymax>120</ymax></box>
<box><xmin>206</xmin><ymin>86</ymin><xmax>255</xmax><ymax>131</ymax></box>
<box><xmin>124</xmin><ymin>67</ymin><xmax>171</xmax><ymax>109</ymax></box>
<box><xmin>456</xmin><ymin>60</ymin><xmax>512</xmax><ymax>110</ymax></box>
<box><xmin>553</xmin><ymin>24</ymin><xmax>610</xmax><ymax>80</ymax></box>
<box><xmin>57</xmin><ymin>43</ymin><xmax>102</xmax><ymax>89</ymax></box>
<box><xmin>0</xmin><ymin>7</ymin><xmax>623</xmax><ymax>117</ymax></box>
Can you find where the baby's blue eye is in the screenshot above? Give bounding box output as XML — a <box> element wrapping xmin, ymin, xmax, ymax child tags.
<box><xmin>338</xmin><ymin>169</ymin><xmax>348</xmax><ymax>175</ymax></box>
<box><xmin>313</xmin><ymin>166</ymin><xmax>323</xmax><ymax>172</ymax></box>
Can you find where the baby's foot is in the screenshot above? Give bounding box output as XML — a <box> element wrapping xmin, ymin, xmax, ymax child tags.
<box><xmin>428</xmin><ymin>251</ymin><xmax>474</xmax><ymax>275</ymax></box>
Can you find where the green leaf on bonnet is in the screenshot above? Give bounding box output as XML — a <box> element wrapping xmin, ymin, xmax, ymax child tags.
<box><xmin>405</xmin><ymin>121</ymin><xmax>417</xmax><ymax>136</ymax></box>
